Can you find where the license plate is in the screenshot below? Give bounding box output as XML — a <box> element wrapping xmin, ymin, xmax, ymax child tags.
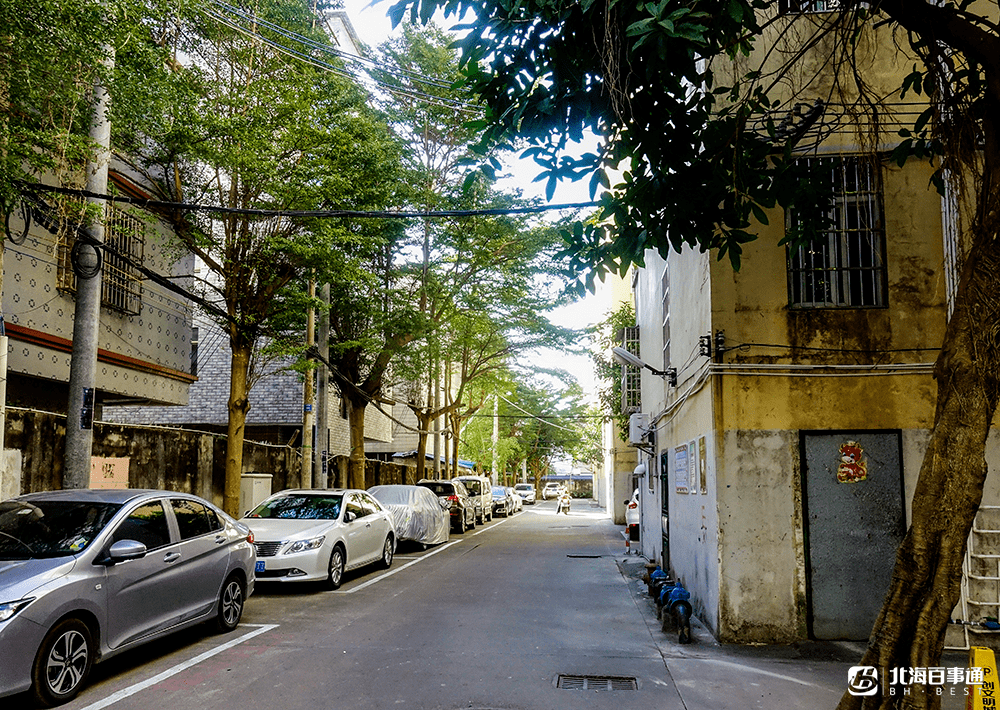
<box><xmin>255</xmin><ymin>561</ymin><xmax>265</xmax><ymax>573</ymax></box>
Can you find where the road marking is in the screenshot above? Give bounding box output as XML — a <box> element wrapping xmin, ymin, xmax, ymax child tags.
<box><xmin>77</xmin><ymin>624</ymin><xmax>279</xmax><ymax>710</ymax></box>
<box><xmin>470</xmin><ymin>515</ymin><xmax>509</xmax><ymax>536</ymax></box>
<box><xmin>337</xmin><ymin>540</ymin><xmax>462</xmax><ymax>593</ymax></box>
<box><xmin>679</xmin><ymin>659</ymin><xmax>840</xmax><ymax>690</ymax></box>
<box><xmin>337</xmin><ymin>513</ymin><xmax>512</xmax><ymax>592</ymax></box>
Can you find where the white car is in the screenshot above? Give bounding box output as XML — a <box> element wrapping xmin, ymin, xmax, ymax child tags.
<box><xmin>625</xmin><ymin>489</ymin><xmax>640</xmax><ymax>540</ymax></box>
<box><xmin>542</xmin><ymin>482</ymin><xmax>563</xmax><ymax>500</ymax></box>
<box><xmin>242</xmin><ymin>489</ymin><xmax>395</xmax><ymax>590</ymax></box>
<box><xmin>513</xmin><ymin>483</ymin><xmax>536</xmax><ymax>504</ymax></box>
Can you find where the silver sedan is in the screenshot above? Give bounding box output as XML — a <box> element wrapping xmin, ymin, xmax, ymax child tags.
<box><xmin>242</xmin><ymin>489</ymin><xmax>395</xmax><ymax>590</ymax></box>
<box><xmin>0</xmin><ymin>489</ymin><xmax>255</xmax><ymax>706</ymax></box>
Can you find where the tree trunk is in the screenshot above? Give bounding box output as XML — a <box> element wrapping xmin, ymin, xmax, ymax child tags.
<box><xmin>837</xmin><ymin>103</ymin><xmax>1000</xmax><ymax>710</ymax></box>
<box><xmin>409</xmin><ymin>406</ymin><xmax>433</xmax><ymax>480</ymax></box>
<box><xmin>345</xmin><ymin>392</ymin><xmax>367</xmax><ymax>490</ymax></box>
<box><xmin>224</xmin><ymin>339</ymin><xmax>252</xmax><ymax>517</ymax></box>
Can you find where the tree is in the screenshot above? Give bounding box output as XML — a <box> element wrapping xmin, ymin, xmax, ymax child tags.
<box><xmin>388</xmin><ymin>1</ymin><xmax>1000</xmax><ymax>708</ymax></box>
<box><xmin>136</xmin><ymin>0</ymin><xmax>403</xmax><ymax>514</ymax></box>
<box><xmin>371</xmin><ymin>22</ymin><xmax>578</xmax><ymax>481</ymax></box>
<box><xmin>592</xmin><ymin>301</ymin><xmax>636</xmax><ymax>442</ymax></box>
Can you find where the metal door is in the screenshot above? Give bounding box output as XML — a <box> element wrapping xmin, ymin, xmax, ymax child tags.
<box><xmin>801</xmin><ymin>431</ymin><xmax>905</xmax><ymax>640</ymax></box>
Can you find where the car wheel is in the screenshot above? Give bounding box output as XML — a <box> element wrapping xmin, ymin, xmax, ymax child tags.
<box><xmin>379</xmin><ymin>536</ymin><xmax>394</xmax><ymax>569</ymax></box>
<box><xmin>214</xmin><ymin>574</ymin><xmax>245</xmax><ymax>633</ymax></box>
<box><xmin>32</xmin><ymin>618</ymin><xmax>93</xmax><ymax>707</ymax></box>
<box><xmin>325</xmin><ymin>545</ymin><xmax>346</xmax><ymax>590</ymax></box>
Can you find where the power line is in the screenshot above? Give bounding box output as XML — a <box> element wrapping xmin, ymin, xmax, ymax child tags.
<box><xmin>202</xmin><ymin>1</ymin><xmax>481</xmax><ymax>114</ymax></box>
<box><xmin>25</xmin><ymin>182</ymin><xmax>598</xmax><ymax>219</ymax></box>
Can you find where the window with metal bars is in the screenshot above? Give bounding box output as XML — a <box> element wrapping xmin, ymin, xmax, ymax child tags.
<box><xmin>786</xmin><ymin>155</ymin><xmax>887</xmax><ymax>309</ymax></box>
<box><xmin>778</xmin><ymin>0</ymin><xmax>844</xmax><ymax>13</ymax></box>
<box><xmin>57</xmin><ymin>204</ymin><xmax>145</xmax><ymax>315</ymax></box>
<box><xmin>620</xmin><ymin>326</ymin><xmax>641</xmax><ymax>414</ymax></box>
<box><xmin>660</xmin><ymin>263</ymin><xmax>670</xmax><ymax>366</ymax></box>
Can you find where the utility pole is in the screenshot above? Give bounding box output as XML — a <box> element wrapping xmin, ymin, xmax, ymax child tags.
<box><xmin>64</xmin><ymin>45</ymin><xmax>115</xmax><ymax>489</ymax></box>
<box><xmin>491</xmin><ymin>394</ymin><xmax>499</xmax><ymax>485</ymax></box>
<box><xmin>432</xmin><ymin>358</ymin><xmax>441</xmax><ymax>477</ymax></box>
<box><xmin>300</xmin><ymin>276</ymin><xmax>315</xmax><ymax>488</ymax></box>
<box><xmin>313</xmin><ymin>282</ymin><xmax>329</xmax><ymax>489</ymax></box>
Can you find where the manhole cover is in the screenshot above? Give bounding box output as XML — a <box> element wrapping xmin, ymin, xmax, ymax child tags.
<box><xmin>556</xmin><ymin>674</ymin><xmax>638</xmax><ymax>691</ymax></box>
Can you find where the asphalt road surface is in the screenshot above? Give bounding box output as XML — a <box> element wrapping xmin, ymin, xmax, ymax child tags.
<box><xmin>10</xmin><ymin>498</ymin><xmax>688</xmax><ymax>710</ymax></box>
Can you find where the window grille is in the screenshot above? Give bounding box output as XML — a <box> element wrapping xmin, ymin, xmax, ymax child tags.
<box><xmin>786</xmin><ymin>155</ymin><xmax>887</xmax><ymax>309</ymax></box>
<box><xmin>620</xmin><ymin>326</ymin><xmax>641</xmax><ymax>414</ymax></box>
<box><xmin>57</xmin><ymin>204</ymin><xmax>145</xmax><ymax>315</ymax></box>
<box><xmin>779</xmin><ymin>0</ymin><xmax>843</xmax><ymax>13</ymax></box>
<box><xmin>190</xmin><ymin>326</ymin><xmax>200</xmax><ymax>376</ymax></box>
<box><xmin>660</xmin><ymin>263</ymin><xmax>670</xmax><ymax>365</ymax></box>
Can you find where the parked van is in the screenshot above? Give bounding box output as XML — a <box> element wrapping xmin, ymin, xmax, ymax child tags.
<box><xmin>455</xmin><ymin>475</ymin><xmax>493</xmax><ymax>524</ymax></box>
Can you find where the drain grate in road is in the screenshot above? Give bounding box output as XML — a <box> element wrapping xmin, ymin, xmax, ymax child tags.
<box><xmin>556</xmin><ymin>674</ymin><xmax>638</xmax><ymax>691</ymax></box>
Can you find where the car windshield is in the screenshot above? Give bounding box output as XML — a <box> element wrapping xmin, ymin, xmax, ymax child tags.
<box><xmin>460</xmin><ymin>480</ymin><xmax>482</xmax><ymax>495</ymax></box>
<box><xmin>248</xmin><ymin>494</ymin><xmax>343</xmax><ymax>520</ymax></box>
<box><xmin>515</xmin><ymin>484</ymin><xmax>531</xmax><ymax>490</ymax></box>
<box><xmin>0</xmin><ymin>500</ymin><xmax>123</xmax><ymax>560</ymax></box>
<box><xmin>492</xmin><ymin>487</ymin><xmax>506</xmax><ymax>496</ymax></box>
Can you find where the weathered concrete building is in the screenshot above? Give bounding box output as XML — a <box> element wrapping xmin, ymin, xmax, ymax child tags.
<box><xmin>625</xmin><ymin>6</ymin><xmax>1000</xmax><ymax>646</ymax></box>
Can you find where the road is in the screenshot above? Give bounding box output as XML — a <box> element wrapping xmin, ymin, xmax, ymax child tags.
<box><xmin>11</xmin><ymin>498</ymin><xmax>685</xmax><ymax>710</ymax></box>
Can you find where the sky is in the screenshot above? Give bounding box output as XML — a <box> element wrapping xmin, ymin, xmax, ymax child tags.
<box><xmin>339</xmin><ymin>0</ymin><xmax>607</xmax><ymax>399</ymax></box>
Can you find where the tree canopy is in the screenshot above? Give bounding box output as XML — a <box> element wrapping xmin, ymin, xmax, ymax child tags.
<box><xmin>382</xmin><ymin>2</ymin><xmax>1000</xmax><ymax>709</ymax></box>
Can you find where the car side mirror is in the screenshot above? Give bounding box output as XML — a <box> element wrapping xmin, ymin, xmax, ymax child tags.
<box><xmin>103</xmin><ymin>539</ymin><xmax>147</xmax><ymax>565</ymax></box>
<box><xmin>344</xmin><ymin>511</ymin><xmax>357</xmax><ymax>523</ymax></box>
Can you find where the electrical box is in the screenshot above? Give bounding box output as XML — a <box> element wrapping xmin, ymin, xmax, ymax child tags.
<box><xmin>240</xmin><ymin>472</ymin><xmax>273</xmax><ymax>516</ymax></box>
<box><xmin>629</xmin><ymin>412</ymin><xmax>648</xmax><ymax>446</ymax></box>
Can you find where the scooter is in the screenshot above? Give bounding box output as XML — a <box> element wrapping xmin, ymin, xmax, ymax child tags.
<box><xmin>557</xmin><ymin>494</ymin><xmax>571</xmax><ymax>514</ymax></box>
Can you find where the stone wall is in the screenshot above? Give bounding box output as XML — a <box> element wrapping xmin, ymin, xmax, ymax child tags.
<box><xmin>2</xmin><ymin>407</ymin><xmax>414</xmax><ymax>504</ymax></box>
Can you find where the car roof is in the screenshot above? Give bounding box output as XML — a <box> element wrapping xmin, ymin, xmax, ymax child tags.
<box><xmin>269</xmin><ymin>488</ymin><xmax>354</xmax><ymax>495</ymax></box>
<box><xmin>13</xmin><ymin>489</ymin><xmax>187</xmax><ymax>505</ymax></box>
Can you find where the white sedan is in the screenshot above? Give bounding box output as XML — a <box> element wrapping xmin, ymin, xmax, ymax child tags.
<box><xmin>513</xmin><ymin>483</ymin><xmax>536</xmax><ymax>504</ymax></box>
<box><xmin>241</xmin><ymin>489</ymin><xmax>395</xmax><ymax>590</ymax></box>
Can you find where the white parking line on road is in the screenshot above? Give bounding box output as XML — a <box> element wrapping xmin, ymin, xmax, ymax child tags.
<box><xmin>470</xmin><ymin>515</ymin><xmax>510</xmax><ymax>536</ymax></box>
<box><xmin>76</xmin><ymin>624</ymin><xmax>279</xmax><ymax>710</ymax></box>
<box><xmin>338</xmin><ymin>514</ymin><xmax>512</xmax><ymax>593</ymax></box>
<box><xmin>337</xmin><ymin>540</ymin><xmax>462</xmax><ymax>594</ymax></box>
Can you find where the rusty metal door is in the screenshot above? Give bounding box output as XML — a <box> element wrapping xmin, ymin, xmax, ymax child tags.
<box><xmin>801</xmin><ymin>431</ymin><xmax>905</xmax><ymax>640</ymax></box>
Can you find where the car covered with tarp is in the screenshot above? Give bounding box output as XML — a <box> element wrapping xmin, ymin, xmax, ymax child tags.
<box><xmin>368</xmin><ymin>485</ymin><xmax>449</xmax><ymax>548</ymax></box>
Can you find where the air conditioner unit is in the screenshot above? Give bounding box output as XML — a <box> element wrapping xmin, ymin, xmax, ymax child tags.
<box><xmin>628</xmin><ymin>412</ymin><xmax>648</xmax><ymax>446</ymax></box>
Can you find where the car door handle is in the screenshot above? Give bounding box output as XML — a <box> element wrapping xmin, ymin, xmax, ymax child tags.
<box><xmin>163</xmin><ymin>552</ymin><xmax>181</xmax><ymax>563</ymax></box>
<box><xmin>214</xmin><ymin>535</ymin><xmax>227</xmax><ymax>545</ymax></box>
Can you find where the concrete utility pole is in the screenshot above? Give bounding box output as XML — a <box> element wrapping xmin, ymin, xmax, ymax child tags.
<box><xmin>301</xmin><ymin>277</ymin><xmax>315</xmax><ymax>488</ymax></box>
<box><xmin>491</xmin><ymin>394</ymin><xmax>499</xmax><ymax>485</ymax></box>
<box><xmin>432</xmin><ymin>359</ymin><xmax>441</xmax><ymax>477</ymax></box>
<box><xmin>313</xmin><ymin>282</ymin><xmax>329</xmax><ymax>489</ymax></box>
<box><xmin>0</xmin><ymin>318</ymin><xmax>7</xmax><ymax>453</ymax></box>
<box><xmin>64</xmin><ymin>46</ymin><xmax>115</xmax><ymax>489</ymax></box>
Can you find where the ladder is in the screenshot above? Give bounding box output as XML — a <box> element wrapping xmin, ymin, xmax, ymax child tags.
<box><xmin>948</xmin><ymin>505</ymin><xmax>1000</xmax><ymax>651</ymax></box>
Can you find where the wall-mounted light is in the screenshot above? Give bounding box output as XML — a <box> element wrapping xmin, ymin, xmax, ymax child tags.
<box><xmin>612</xmin><ymin>347</ymin><xmax>677</xmax><ymax>387</ymax></box>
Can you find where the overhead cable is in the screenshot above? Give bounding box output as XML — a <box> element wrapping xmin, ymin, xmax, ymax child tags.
<box><xmin>25</xmin><ymin>182</ymin><xmax>598</xmax><ymax>219</ymax></box>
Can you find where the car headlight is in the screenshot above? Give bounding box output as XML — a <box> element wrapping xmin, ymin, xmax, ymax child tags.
<box><xmin>0</xmin><ymin>598</ymin><xmax>34</xmax><ymax>622</ymax></box>
<box><xmin>285</xmin><ymin>536</ymin><xmax>326</xmax><ymax>554</ymax></box>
